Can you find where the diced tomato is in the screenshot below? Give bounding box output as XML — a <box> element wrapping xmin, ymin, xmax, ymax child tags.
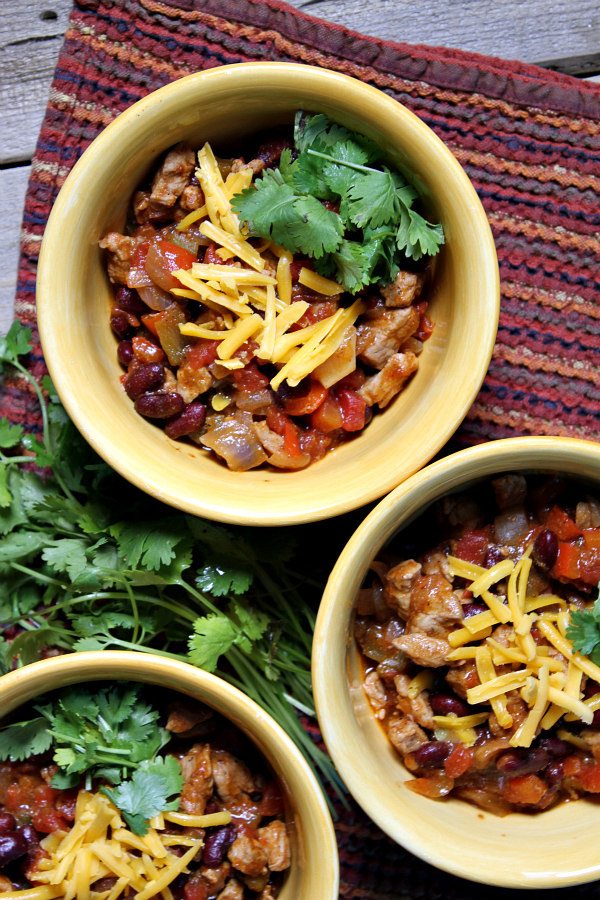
<box><xmin>266</xmin><ymin>406</ymin><xmax>288</xmax><ymax>436</ymax></box>
<box><xmin>310</xmin><ymin>395</ymin><xmax>343</xmax><ymax>433</ymax></box>
<box><xmin>131</xmin><ymin>241</ymin><xmax>150</xmax><ymax>269</ymax></box>
<box><xmin>405</xmin><ymin>774</ymin><xmax>454</xmax><ymax>798</ymax></box>
<box><xmin>553</xmin><ymin>542</ymin><xmax>581</xmax><ymax>581</ymax></box>
<box><xmin>145</xmin><ymin>240</ymin><xmax>197</xmax><ymax>292</ymax></box>
<box><xmin>141</xmin><ymin>312</ymin><xmax>164</xmax><ymax>337</ymax></box>
<box><xmin>575</xmin><ymin>762</ymin><xmax>600</xmax><ymax>793</ymax></box>
<box><xmin>502</xmin><ymin>774</ymin><xmax>546</xmax><ymax>806</ymax></box>
<box><xmin>545</xmin><ymin>506</ymin><xmax>582</xmax><ymax>541</ymax></box>
<box><xmin>32</xmin><ymin>806</ymin><xmax>68</xmax><ymax>835</ymax></box>
<box><xmin>183</xmin><ymin>873</ymin><xmax>210</xmax><ymax>900</ymax></box>
<box><xmin>298</xmin><ymin>427</ymin><xmax>332</xmax><ymax>461</ymax></box>
<box><xmin>283</xmin><ymin>420</ymin><xmax>302</xmax><ymax>457</ymax></box>
<box><xmin>415</xmin><ymin>302</ymin><xmax>434</xmax><ymax>342</ymax></box>
<box><xmin>563</xmin><ymin>755</ymin><xmax>585</xmax><ymax>777</ymax></box>
<box><xmin>337</xmin><ymin>369</ymin><xmax>366</xmax><ymax>391</ymax></box>
<box><xmin>259</xmin><ymin>781</ymin><xmax>285</xmax><ymax>817</ymax></box>
<box><xmin>453</xmin><ymin>529</ymin><xmax>490</xmax><ymax>566</ymax></box>
<box><xmin>337</xmin><ymin>389</ymin><xmax>367</xmax><ymax>432</ymax></box>
<box><xmin>233</xmin><ymin>361</ymin><xmax>270</xmax><ymax>392</ymax></box>
<box><xmin>282</xmin><ymin>381</ymin><xmax>327</xmax><ymax>417</ymax></box>
<box><xmin>294</xmin><ymin>300</ymin><xmax>338</xmax><ymax>330</ymax></box>
<box><xmin>203</xmin><ymin>242</ymin><xmax>236</xmax><ymax>266</ymax></box>
<box><xmin>186</xmin><ymin>339</ymin><xmax>220</xmax><ymax>369</ymax></box>
<box><xmin>444</xmin><ymin>744</ymin><xmax>474</xmax><ymax>779</ymax></box>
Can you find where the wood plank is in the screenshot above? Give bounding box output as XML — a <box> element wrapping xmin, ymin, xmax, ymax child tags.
<box><xmin>0</xmin><ymin>166</ymin><xmax>30</xmax><ymax>333</ymax></box>
<box><xmin>291</xmin><ymin>0</ymin><xmax>600</xmax><ymax>66</ymax></box>
<box><xmin>0</xmin><ymin>0</ymin><xmax>71</xmax><ymax>164</ymax></box>
<box><xmin>1</xmin><ymin>0</ymin><xmax>599</xmax><ymax>165</ymax></box>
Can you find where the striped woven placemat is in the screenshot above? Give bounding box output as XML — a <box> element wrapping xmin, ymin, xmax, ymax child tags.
<box><xmin>5</xmin><ymin>1</ymin><xmax>600</xmax><ymax>896</ymax></box>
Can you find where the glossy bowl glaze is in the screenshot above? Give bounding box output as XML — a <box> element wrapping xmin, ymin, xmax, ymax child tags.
<box><xmin>37</xmin><ymin>61</ymin><xmax>498</xmax><ymax>525</ymax></box>
<box><xmin>0</xmin><ymin>651</ymin><xmax>338</xmax><ymax>899</ymax></box>
<box><xmin>313</xmin><ymin>436</ymin><xmax>600</xmax><ymax>888</ymax></box>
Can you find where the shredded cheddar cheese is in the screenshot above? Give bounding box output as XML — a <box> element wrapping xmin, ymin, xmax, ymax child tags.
<box><xmin>2</xmin><ymin>792</ymin><xmax>231</xmax><ymax>900</ymax></box>
<box><xmin>166</xmin><ymin>143</ymin><xmax>367</xmax><ymax>390</ymax></box>
<box><xmin>446</xmin><ymin>541</ymin><xmax>599</xmax><ymax>748</ymax></box>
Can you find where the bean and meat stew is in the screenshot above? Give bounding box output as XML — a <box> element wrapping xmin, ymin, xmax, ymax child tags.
<box><xmin>0</xmin><ymin>684</ymin><xmax>290</xmax><ymax>899</ymax></box>
<box><xmin>354</xmin><ymin>474</ymin><xmax>600</xmax><ymax>815</ymax></box>
<box><xmin>100</xmin><ymin>113</ymin><xmax>442</xmax><ymax>471</ymax></box>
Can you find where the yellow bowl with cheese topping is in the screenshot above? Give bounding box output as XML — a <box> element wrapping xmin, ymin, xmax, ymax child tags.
<box><xmin>313</xmin><ymin>435</ymin><xmax>600</xmax><ymax>888</ymax></box>
<box><xmin>37</xmin><ymin>62</ymin><xmax>498</xmax><ymax>525</ymax></box>
<box><xmin>0</xmin><ymin>651</ymin><xmax>339</xmax><ymax>898</ymax></box>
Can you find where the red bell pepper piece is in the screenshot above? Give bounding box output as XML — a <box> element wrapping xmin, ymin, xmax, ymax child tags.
<box><xmin>337</xmin><ymin>389</ymin><xmax>367</xmax><ymax>432</ymax></box>
<box><xmin>545</xmin><ymin>506</ymin><xmax>582</xmax><ymax>541</ymax></box>
<box><xmin>282</xmin><ymin>381</ymin><xmax>327</xmax><ymax>416</ymax></box>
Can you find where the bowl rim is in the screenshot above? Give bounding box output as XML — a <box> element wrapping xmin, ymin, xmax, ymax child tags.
<box><xmin>0</xmin><ymin>650</ymin><xmax>339</xmax><ymax>899</ymax></box>
<box><xmin>37</xmin><ymin>60</ymin><xmax>499</xmax><ymax>526</ymax></box>
<box><xmin>312</xmin><ymin>434</ymin><xmax>600</xmax><ymax>888</ymax></box>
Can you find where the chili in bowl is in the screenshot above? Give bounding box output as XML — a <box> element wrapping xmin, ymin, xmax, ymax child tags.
<box><xmin>0</xmin><ymin>652</ymin><xmax>339</xmax><ymax>900</ymax></box>
<box><xmin>313</xmin><ymin>436</ymin><xmax>600</xmax><ymax>888</ymax></box>
<box><xmin>37</xmin><ymin>62</ymin><xmax>498</xmax><ymax>525</ymax></box>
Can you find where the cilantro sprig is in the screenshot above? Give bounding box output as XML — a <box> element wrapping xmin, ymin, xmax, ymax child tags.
<box><xmin>0</xmin><ymin>684</ymin><xmax>182</xmax><ymax>835</ymax></box>
<box><xmin>567</xmin><ymin>584</ymin><xmax>600</xmax><ymax>663</ymax></box>
<box><xmin>232</xmin><ymin>112</ymin><xmax>444</xmax><ymax>292</ymax></box>
<box><xmin>0</xmin><ymin>321</ymin><xmax>345</xmax><ymax>809</ymax></box>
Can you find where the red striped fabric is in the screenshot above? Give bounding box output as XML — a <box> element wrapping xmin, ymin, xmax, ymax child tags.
<box><xmin>4</xmin><ymin>2</ymin><xmax>600</xmax><ymax>896</ymax></box>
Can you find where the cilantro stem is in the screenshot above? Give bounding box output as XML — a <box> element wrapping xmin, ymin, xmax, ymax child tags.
<box><xmin>306</xmin><ymin>148</ymin><xmax>381</xmax><ymax>177</ymax></box>
<box><xmin>10</xmin><ymin>562</ymin><xmax>67</xmax><ymax>587</ymax></box>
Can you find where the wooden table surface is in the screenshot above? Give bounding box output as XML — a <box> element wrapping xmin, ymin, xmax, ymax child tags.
<box><xmin>0</xmin><ymin>0</ymin><xmax>598</xmax><ymax>334</ymax></box>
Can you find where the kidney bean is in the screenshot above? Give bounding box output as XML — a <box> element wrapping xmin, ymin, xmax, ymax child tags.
<box><xmin>16</xmin><ymin>825</ymin><xmax>39</xmax><ymax>852</ymax></box>
<box><xmin>412</xmin><ymin>741</ymin><xmax>452</xmax><ymax>769</ymax></box>
<box><xmin>202</xmin><ymin>824</ymin><xmax>236</xmax><ymax>867</ymax></box>
<box><xmin>115</xmin><ymin>286</ymin><xmax>145</xmax><ymax>314</ymax></box>
<box><xmin>0</xmin><ymin>813</ymin><xmax>16</xmax><ymax>836</ymax></box>
<box><xmin>544</xmin><ymin>762</ymin><xmax>564</xmax><ymax>785</ymax></box>
<box><xmin>165</xmin><ymin>402</ymin><xmax>207</xmax><ymax>439</ymax></box>
<box><xmin>124</xmin><ymin>364</ymin><xmax>165</xmax><ymax>400</ymax></box>
<box><xmin>117</xmin><ymin>340</ymin><xmax>134</xmax><ymax>367</ymax></box>
<box><xmin>135</xmin><ymin>391</ymin><xmax>185</xmax><ymax>419</ymax></box>
<box><xmin>429</xmin><ymin>693</ymin><xmax>470</xmax><ymax>717</ymax></box>
<box><xmin>496</xmin><ymin>748</ymin><xmax>550</xmax><ymax>774</ymax></box>
<box><xmin>463</xmin><ymin>602</ymin><xmax>487</xmax><ymax>618</ymax></box>
<box><xmin>533</xmin><ymin>528</ymin><xmax>558</xmax><ymax>571</ymax></box>
<box><xmin>0</xmin><ymin>832</ymin><xmax>28</xmax><ymax>866</ymax></box>
<box><xmin>110</xmin><ymin>309</ymin><xmax>132</xmax><ymax>339</ymax></box>
<box><xmin>483</xmin><ymin>546</ymin><xmax>504</xmax><ymax>568</ymax></box>
<box><xmin>538</xmin><ymin>737</ymin><xmax>570</xmax><ymax>758</ymax></box>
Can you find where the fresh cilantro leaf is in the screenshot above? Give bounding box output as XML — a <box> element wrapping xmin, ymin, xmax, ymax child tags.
<box><xmin>0</xmin><ymin>467</ymin><xmax>12</xmax><ymax>509</ymax></box>
<box><xmin>8</xmin><ymin>628</ymin><xmax>67</xmax><ymax>667</ymax></box>
<box><xmin>196</xmin><ymin>565</ymin><xmax>252</xmax><ymax>597</ymax></box>
<box><xmin>231</xmin><ymin>600</ymin><xmax>269</xmax><ymax>642</ymax></box>
<box><xmin>0</xmin><ymin>320</ymin><xmax>32</xmax><ymax>368</ymax></box>
<box><xmin>0</xmin><ymin>718</ymin><xmax>52</xmax><ymax>762</ymax></box>
<box><xmin>102</xmin><ymin>756</ymin><xmax>183</xmax><ymax>835</ymax></box>
<box><xmin>42</xmin><ymin>539</ymin><xmax>89</xmax><ymax>582</ymax></box>
<box><xmin>72</xmin><ymin>637</ymin><xmax>108</xmax><ymax>651</ymax></box>
<box><xmin>111</xmin><ymin>519</ymin><xmax>190</xmax><ymax>572</ymax></box>
<box><xmin>294</xmin><ymin>112</ymin><xmax>355</xmax><ymax>154</ymax></box>
<box><xmin>188</xmin><ymin>614</ymin><xmax>238</xmax><ymax>672</ymax></box>
<box><xmin>566</xmin><ymin>609</ymin><xmax>600</xmax><ymax>656</ymax></box>
<box><xmin>396</xmin><ymin>210</ymin><xmax>444</xmax><ymax>261</ymax></box>
<box><xmin>232</xmin><ymin>170</ymin><xmax>343</xmax><ymax>259</ymax></box>
<box><xmin>341</xmin><ymin>168</ymin><xmax>399</xmax><ymax>229</ymax></box>
<box><xmin>321</xmin><ymin>140</ymin><xmax>372</xmax><ymax>197</ymax></box>
<box><xmin>21</xmin><ymin>434</ymin><xmax>54</xmax><ymax>468</ymax></box>
<box><xmin>325</xmin><ymin>240</ymin><xmax>375</xmax><ymax>293</ymax></box>
<box><xmin>0</xmin><ymin>420</ymin><xmax>24</xmax><ymax>449</ymax></box>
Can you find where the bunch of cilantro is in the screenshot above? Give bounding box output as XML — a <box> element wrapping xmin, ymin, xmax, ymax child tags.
<box><xmin>0</xmin><ymin>684</ymin><xmax>182</xmax><ymax>835</ymax></box>
<box><xmin>0</xmin><ymin>321</ymin><xmax>344</xmax><ymax>807</ymax></box>
<box><xmin>231</xmin><ymin>112</ymin><xmax>444</xmax><ymax>292</ymax></box>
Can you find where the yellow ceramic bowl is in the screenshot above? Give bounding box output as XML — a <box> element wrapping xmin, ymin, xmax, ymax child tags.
<box><xmin>313</xmin><ymin>436</ymin><xmax>600</xmax><ymax>888</ymax></box>
<box><xmin>0</xmin><ymin>651</ymin><xmax>338</xmax><ymax>899</ymax></box>
<box><xmin>37</xmin><ymin>61</ymin><xmax>498</xmax><ymax>525</ymax></box>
